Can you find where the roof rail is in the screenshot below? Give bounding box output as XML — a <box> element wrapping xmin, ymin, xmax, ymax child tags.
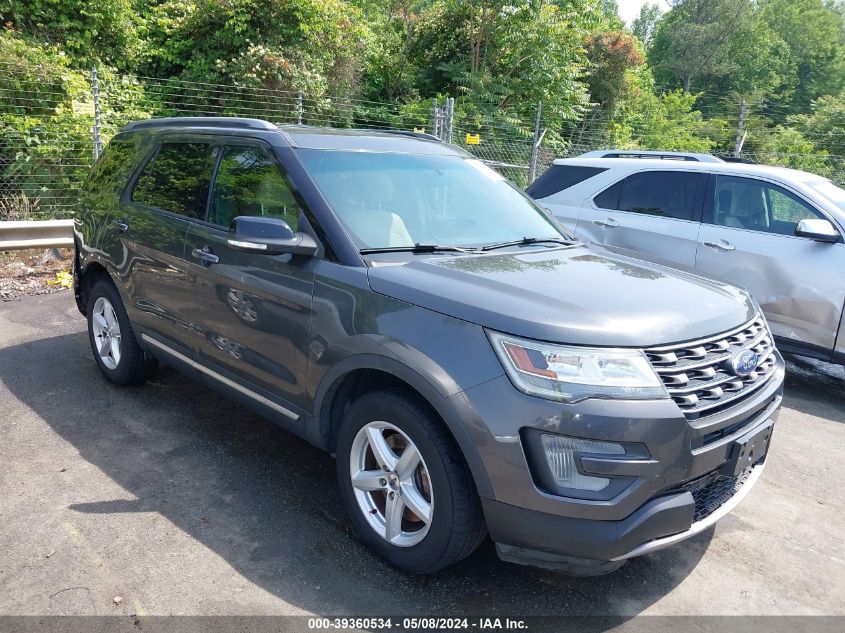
<box><xmin>121</xmin><ymin>117</ymin><xmax>278</xmax><ymax>132</ymax></box>
<box><xmin>578</xmin><ymin>149</ymin><xmax>724</xmax><ymax>163</ymax></box>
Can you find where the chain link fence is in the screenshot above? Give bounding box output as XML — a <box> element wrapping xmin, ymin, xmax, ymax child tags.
<box><xmin>0</xmin><ymin>65</ymin><xmax>553</xmax><ymax>220</ymax></box>
<box><xmin>1</xmin><ymin>63</ymin><xmax>842</xmax><ymax>220</ymax></box>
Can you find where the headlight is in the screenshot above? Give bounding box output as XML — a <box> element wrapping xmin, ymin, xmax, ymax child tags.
<box><xmin>487</xmin><ymin>331</ymin><xmax>667</xmax><ymax>402</ymax></box>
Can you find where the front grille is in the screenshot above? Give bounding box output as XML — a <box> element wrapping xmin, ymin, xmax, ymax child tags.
<box><xmin>673</xmin><ymin>466</ymin><xmax>754</xmax><ymax>523</ymax></box>
<box><xmin>645</xmin><ymin>316</ymin><xmax>778</xmax><ymax>419</ymax></box>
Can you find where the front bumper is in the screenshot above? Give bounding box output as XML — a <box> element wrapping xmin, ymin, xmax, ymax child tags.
<box><xmin>454</xmin><ymin>351</ymin><xmax>784</xmax><ymax>567</ymax></box>
<box><xmin>484</xmin><ymin>458</ymin><xmax>767</xmax><ymax>570</ymax></box>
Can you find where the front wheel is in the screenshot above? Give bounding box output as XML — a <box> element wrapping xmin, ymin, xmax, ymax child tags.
<box><xmin>336</xmin><ymin>389</ymin><xmax>486</xmax><ymax>573</ymax></box>
<box><xmin>86</xmin><ymin>278</ymin><xmax>157</xmax><ymax>385</ymax></box>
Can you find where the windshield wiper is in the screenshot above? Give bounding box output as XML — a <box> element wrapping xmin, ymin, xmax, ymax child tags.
<box><xmin>359</xmin><ymin>243</ymin><xmax>480</xmax><ymax>255</ymax></box>
<box><xmin>481</xmin><ymin>236</ymin><xmax>578</xmax><ymax>251</ymax></box>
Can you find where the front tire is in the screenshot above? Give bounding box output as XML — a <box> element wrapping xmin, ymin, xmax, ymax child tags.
<box><xmin>336</xmin><ymin>389</ymin><xmax>486</xmax><ymax>573</ymax></box>
<box><xmin>86</xmin><ymin>278</ymin><xmax>157</xmax><ymax>385</ymax></box>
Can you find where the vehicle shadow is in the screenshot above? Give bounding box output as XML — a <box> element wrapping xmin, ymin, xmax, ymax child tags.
<box><xmin>782</xmin><ymin>354</ymin><xmax>845</xmax><ymax>423</ymax></box>
<box><xmin>0</xmin><ymin>331</ymin><xmax>711</xmax><ymax>617</ymax></box>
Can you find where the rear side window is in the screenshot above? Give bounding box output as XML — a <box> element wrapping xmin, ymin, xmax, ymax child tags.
<box><xmin>595</xmin><ymin>171</ymin><xmax>706</xmax><ymax>221</ymax></box>
<box><xmin>84</xmin><ymin>137</ymin><xmax>141</xmax><ymax>196</ymax></box>
<box><xmin>133</xmin><ymin>142</ymin><xmax>217</xmax><ymax>219</ymax></box>
<box><xmin>594</xmin><ymin>180</ymin><xmax>622</xmax><ymax>210</ymax></box>
<box><xmin>526</xmin><ymin>165</ymin><xmax>607</xmax><ymax>199</ymax></box>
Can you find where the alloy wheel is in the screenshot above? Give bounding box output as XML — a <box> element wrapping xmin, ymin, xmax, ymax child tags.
<box><xmin>91</xmin><ymin>296</ymin><xmax>122</xmax><ymax>370</ymax></box>
<box><xmin>349</xmin><ymin>421</ymin><xmax>434</xmax><ymax>547</ymax></box>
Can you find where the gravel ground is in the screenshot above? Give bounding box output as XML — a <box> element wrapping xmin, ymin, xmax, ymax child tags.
<box><xmin>0</xmin><ymin>249</ymin><xmax>73</xmax><ymax>301</ymax></box>
<box><xmin>0</xmin><ymin>292</ymin><xmax>843</xmax><ymax>617</ymax></box>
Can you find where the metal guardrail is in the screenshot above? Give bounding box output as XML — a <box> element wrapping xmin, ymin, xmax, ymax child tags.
<box><xmin>0</xmin><ymin>220</ymin><xmax>75</xmax><ymax>251</ymax></box>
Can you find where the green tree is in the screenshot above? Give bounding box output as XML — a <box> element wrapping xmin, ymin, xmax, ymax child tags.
<box><xmin>650</xmin><ymin>0</ymin><xmax>754</xmax><ymax>92</ymax></box>
<box><xmin>753</xmin><ymin>125</ymin><xmax>833</xmax><ymax>177</ymax></box>
<box><xmin>632</xmin><ymin>3</ymin><xmax>663</xmax><ymax>48</ymax></box>
<box><xmin>407</xmin><ymin>1</ymin><xmax>601</xmax><ymax>131</ymax></box>
<box><xmin>598</xmin><ymin>0</ymin><xmax>625</xmax><ymax>29</ymax></box>
<box><xmin>583</xmin><ymin>31</ymin><xmax>645</xmax><ymax>116</ymax></box>
<box><xmin>790</xmin><ymin>92</ymin><xmax>845</xmax><ymax>155</ymax></box>
<box><xmin>611</xmin><ymin>86</ymin><xmax>715</xmax><ymax>152</ymax></box>
<box><xmin>141</xmin><ymin>0</ymin><xmax>370</xmax><ymax>100</ymax></box>
<box><xmin>0</xmin><ymin>0</ymin><xmax>141</xmax><ymax>70</ymax></box>
<box><xmin>760</xmin><ymin>0</ymin><xmax>845</xmax><ymax>116</ymax></box>
<box><xmin>715</xmin><ymin>9</ymin><xmax>789</xmax><ymax>101</ymax></box>
<box><xmin>359</xmin><ymin>1</ymin><xmax>431</xmax><ymax>102</ymax></box>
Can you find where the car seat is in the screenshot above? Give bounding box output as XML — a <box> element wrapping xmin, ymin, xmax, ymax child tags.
<box><xmin>716</xmin><ymin>189</ymin><xmax>743</xmax><ymax>228</ymax></box>
<box><xmin>322</xmin><ymin>172</ymin><xmax>414</xmax><ymax>248</ymax></box>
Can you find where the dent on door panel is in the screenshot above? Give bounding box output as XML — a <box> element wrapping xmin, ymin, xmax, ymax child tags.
<box><xmin>695</xmin><ymin>225</ymin><xmax>845</xmax><ymax>354</ymax></box>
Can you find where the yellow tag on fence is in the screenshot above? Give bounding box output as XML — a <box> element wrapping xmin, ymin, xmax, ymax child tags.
<box><xmin>465</xmin><ymin>133</ymin><xmax>481</xmax><ymax>145</ymax></box>
<box><xmin>413</xmin><ymin>127</ymin><xmax>425</xmax><ymax>134</ymax></box>
<box><xmin>71</xmin><ymin>100</ymin><xmax>95</xmax><ymax>116</ymax></box>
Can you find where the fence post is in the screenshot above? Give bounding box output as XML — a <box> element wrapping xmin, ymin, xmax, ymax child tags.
<box><xmin>445</xmin><ymin>97</ymin><xmax>454</xmax><ymax>143</ymax></box>
<box><xmin>91</xmin><ymin>66</ymin><xmax>102</xmax><ymax>160</ymax></box>
<box><xmin>296</xmin><ymin>91</ymin><xmax>303</xmax><ymax>125</ymax></box>
<box><xmin>528</xmin><ymin>101</ymin><xmax>544</xmax><ymax>183</ymax></box>
<box><xmin>733</xmin><ymin>99</ymin><xmax>748</xmax><ymax>158</ymax></box>
<box><xmin>431</xmin><ymin>98</ymin><xmax>439</xmax><ymax>138</ymax></box>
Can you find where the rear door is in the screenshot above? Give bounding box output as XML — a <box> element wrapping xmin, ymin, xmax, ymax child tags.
<box><xmin>695</xmin><ymin>174</ymin><xmax>845</xmax><ymax>355</ymax></box>
<box><xmin>120</xmin><ymin>136</ymin><xmax>218</xmax><ymax>349</ymax></box>
<box><xmin>577</xmin><ymin>170</ymin><xmax>707</xmax><ymax>271</ymax></box>
<box><xmin>182</xmin><ymin>138</ymin><xmax>320</xmax><ymax>413</ymax></box>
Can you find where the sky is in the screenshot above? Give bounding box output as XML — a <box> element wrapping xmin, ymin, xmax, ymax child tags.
<box><xmin>618</xmin><ymin>0</ymin><xmax>670</xmax><ymax>26</ymax></box>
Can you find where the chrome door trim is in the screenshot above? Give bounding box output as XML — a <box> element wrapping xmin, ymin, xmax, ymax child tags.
<box><xmin>141</xmin><ymin>333</ymin><xmax>300</xmax><ymax>421</ymax></box>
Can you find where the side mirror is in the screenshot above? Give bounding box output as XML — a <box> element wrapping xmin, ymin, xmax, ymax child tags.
<box><xmin>795</xmin><ymin>218</ymin><xmax>839</xmax><ymax>243</ymax></box>
<box><xmin>227</xmin><ymin>216</ymin><xmax>319</xmax><ymax>256</ymax></box>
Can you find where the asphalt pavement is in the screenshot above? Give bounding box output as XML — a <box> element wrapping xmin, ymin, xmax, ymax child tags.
<box><xmin>0</xmin><ymin>292</ymin><xmax>843</xmax><ymax>616</ymax></box>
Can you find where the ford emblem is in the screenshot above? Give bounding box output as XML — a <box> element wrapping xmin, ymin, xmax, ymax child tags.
<box><xmin>731</xmin><ymin>349</ymin><xmax>761</xmax><ymax>376</ymax></box>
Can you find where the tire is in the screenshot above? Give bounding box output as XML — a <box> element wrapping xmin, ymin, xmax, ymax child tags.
<box><xmin>86</xmin><ymin>277</ymin><xmax>157</xmax><ymax>385</ymax></box>
<box><xmin>336</xmin><ymin>388</ymin><xmax>486</xmax><ymax>573</ymax></box>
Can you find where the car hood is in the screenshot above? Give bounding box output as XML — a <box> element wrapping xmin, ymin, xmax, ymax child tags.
<box><xmin>366</xmin><ymin>245</ymin><xmax>756</xmax><ymax>347</ymax></box>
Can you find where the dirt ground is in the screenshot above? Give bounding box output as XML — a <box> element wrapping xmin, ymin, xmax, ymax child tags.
<box><xmin>0</xmin><ymin>248</ymin><xmax>73</xmax><ymax>301</ymax></box>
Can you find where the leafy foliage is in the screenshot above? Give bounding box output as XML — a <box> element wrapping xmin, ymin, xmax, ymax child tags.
<box><xmin>612</xmin><ymin>88</ymin><xmax>715</xmax><ymax>152</ymax></box>
<box><xmin>0</xmin><ymin>0</ymin><xmax>141</xmax><ymax>69</ymax></box>
<box><xmin>1</xmin><ymin>0</ymin><xmax>845</xmax><ymax>216</ymax></box>
<box><xmin>583</xmin><ymin>31</ymin><xmax>644</xmax><ymax>115</ymax></box>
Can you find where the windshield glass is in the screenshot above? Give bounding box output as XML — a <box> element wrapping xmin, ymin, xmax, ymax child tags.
<box><xmin>809</xmin><ymin>179</ymin><xmax>845</xmax><ymax>212</ymax></box>
<box><xmin>298</xmin><ymin>149</ymin><xmax>568</xmax><ymax>250</ymax></box>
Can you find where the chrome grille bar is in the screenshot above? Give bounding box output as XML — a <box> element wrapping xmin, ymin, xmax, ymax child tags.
<box><xmin>645</xmin><ymin>316</ymin><xmax>777</xmax><ymax>418</ymax></box>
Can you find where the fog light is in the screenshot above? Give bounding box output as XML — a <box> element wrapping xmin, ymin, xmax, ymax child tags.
<box><xmin>540</xmin><ymin>435</ymin><xmax>625</xmax><ymax>491</ymax></box>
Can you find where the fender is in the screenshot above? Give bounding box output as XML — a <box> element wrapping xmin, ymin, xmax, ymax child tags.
<box><xmin>74</xmin><ymin>237</ymin><xmax>132</xmax><ymax>316</ymax></box>
<box><xmin>313</xmin><ymin>352</ymin><xmax>495</xmax><ymax>499</ymax></box>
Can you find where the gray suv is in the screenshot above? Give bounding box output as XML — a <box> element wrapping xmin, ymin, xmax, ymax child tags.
<box><xmin>74</xmin><ymin>118</ymin><xmax>784</xmax><ymax>575</ymax></box>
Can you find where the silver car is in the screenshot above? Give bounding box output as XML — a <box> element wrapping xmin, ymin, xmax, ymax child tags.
<box><xmin>529</xmin><ymin>152</ymin><xmax>845</xmax><ymax>363</ymax></box>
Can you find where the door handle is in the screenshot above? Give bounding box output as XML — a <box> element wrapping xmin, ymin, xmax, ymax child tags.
<box><xmin>594</xmin><ymin>218</ymin><xmax>619</xmax><ymax>228</ymax></box>
<box><xmin>191</xmin><ymin>247</ymin><xmax>220</xmax><ymax>266</ymax></box>
<box><xmin>114</xmin><ymin>218</ymin><xmax>129</xmax><ymax>232</ymax></box>
<box><xmin>703</xmin><ymin>239</ymin><xmax>736</xmax><ymax>252</ymax></box>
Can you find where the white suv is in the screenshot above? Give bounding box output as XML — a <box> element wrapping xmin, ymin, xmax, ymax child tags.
<box><xmin>529</xmin><ymin>152</ymin><xmax>845</xmax><ymax>364</ymax></box>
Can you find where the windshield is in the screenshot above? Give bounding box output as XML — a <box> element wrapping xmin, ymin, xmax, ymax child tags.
<box><xmin>298</xmin><ymin>149</ymin><xmax>569</xmax><ymax>250</ymax></box>
<box><xmin>808</xmin><ymin>179</ymin><xmax>845</xmax><ymax>212</ymax></box>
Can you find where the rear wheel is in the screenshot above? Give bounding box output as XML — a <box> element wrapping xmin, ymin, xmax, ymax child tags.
<box><xmin>336</xmin><ymin>389</ymin><xmax>486</xmax><ymax>573</ymax></box>
<box><xmin>86</xmin><ymin>278</ymin><xmax>157</xmax><ymax>385</ymax></box>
